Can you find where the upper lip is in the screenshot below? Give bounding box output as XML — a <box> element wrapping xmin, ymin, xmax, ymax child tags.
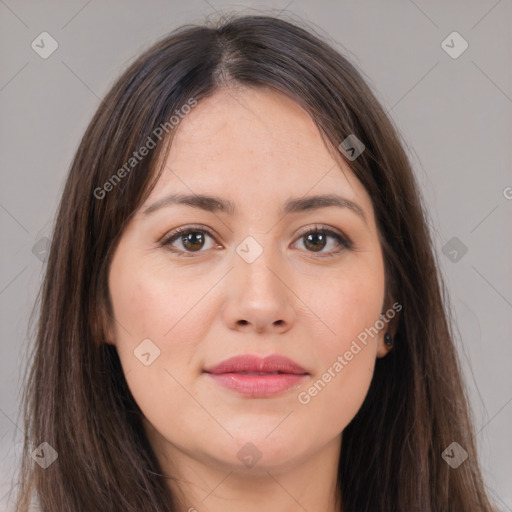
<box><xmin>204</xmin><ymin>354</ymin><xmax>308</xmax><ymax>375</ymax></box>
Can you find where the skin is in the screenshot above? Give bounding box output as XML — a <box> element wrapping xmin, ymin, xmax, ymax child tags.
<box><xmin>107</xmin><ymin>86</ymin><xmax>392</xmax><ymax>512</ymax></box>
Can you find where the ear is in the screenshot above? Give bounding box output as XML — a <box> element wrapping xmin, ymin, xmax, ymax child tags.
<box><xmin>376</xmin><ymin>326</ymin><xmax>395</xmax><ymax>358</ymax></box>
<box><xmin>376</xmin><ymin>300</ymin><xmax>400</xmax><ymax>358</ymax></box>
<box><xmin>103</xmin><ymin>317</ymin><xmax>117</xmax><ymax>346</ymax></box>
<box><xmin>92</xmin><ymin>300</ymin><xmax>117</xmax><ymax>346</ymax></box>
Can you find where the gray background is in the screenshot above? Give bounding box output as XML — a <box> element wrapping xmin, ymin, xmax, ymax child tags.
<box><xmin>1</xmin><ymin>0</ymin><xmax>511</xmax><ymax>510</ymax></box>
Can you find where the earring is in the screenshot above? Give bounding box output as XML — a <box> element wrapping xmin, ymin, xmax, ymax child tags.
<box><xmin>384</xmin><ymin>332</ymin><xmax>393</xmax><ymax>348</ymax></box>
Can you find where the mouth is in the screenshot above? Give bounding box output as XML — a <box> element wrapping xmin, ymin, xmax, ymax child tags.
<box><xmin>230</xmin><ymin>371</ymin><xmax>289</xmax><ymax>375</ymax></box>
<box><xmin>203</xmin><ymin>354</ymin><xmax>308</xmax><ymax>398</ymax></box>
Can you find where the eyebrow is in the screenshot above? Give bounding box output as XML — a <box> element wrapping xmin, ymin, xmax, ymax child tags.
<box><xmin>142</xmin><ymin>193</ymin><xmax>367</xmax><ymax>224</ymax></box>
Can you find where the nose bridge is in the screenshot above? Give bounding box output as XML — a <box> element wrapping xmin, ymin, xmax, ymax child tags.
<box><xmin>234</xmin><ymin>232</ymin><xmax>283</xmax><ymax>297</ymax></box>
<box><xmin>223</xmin><ymin>231</ymin><xmax>295</xmax><ymax>333</ymax></box>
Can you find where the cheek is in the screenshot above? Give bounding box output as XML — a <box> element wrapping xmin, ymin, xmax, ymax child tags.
<box><xmin>317</xmin><ymin>257</ymin><xmax>386</xmax><ymax>346</ymax></box>
<box><xmin>108</xmin><ymin>257</ymin><xmax>213</xmax><ymax>438</ymax></box>
<box><xmin>297</xmin><ymin>259</ymin><xmax>384</xmax><ymax>431</ymax></box>
<box><xmin>108</xmin><ymin>253</ymin><xmax>220</xmax><ymax>413</ymax></box>
<box><xmin>109</xmin><ymin>254</ymin><xmax>213</xmax><ymax>351</ymax></box>
<box><xmin>298</xmin><ymin>348</ymin><xmax>375</xmax><ymax>441</ymax></box>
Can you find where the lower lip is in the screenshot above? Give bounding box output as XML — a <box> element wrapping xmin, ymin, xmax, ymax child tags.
<box><xmin>205</xmin><ymin>373</ymin><xmax>307</xmax><ymax>398</ymax></box>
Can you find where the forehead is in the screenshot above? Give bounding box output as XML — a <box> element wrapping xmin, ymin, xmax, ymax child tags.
<box><xmin>169</xmin><ymin>86</ymin><xmax>333</xmax><ymax>171</ymax></box>
<box><xmin>144</xmin><ymin>86</ymin><xmax>371</xmax><ymax>215</ymax></box>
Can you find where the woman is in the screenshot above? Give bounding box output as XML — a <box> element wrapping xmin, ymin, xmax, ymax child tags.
<box><xmin>16</xmin><ymin>13</ymin><xmax>497</xmax><ymax>512</ymax></box>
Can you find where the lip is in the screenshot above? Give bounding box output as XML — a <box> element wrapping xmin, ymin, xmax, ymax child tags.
<box><xmin>203</xmin><ymin>354</ymin><xmax>308</xmax><ymax>398</ymax></box>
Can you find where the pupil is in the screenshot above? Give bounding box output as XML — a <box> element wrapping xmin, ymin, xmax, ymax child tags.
<box><xmin>183</xmin><ymin>232</ymin><xmax>204</xmax><ymax>251</ymax></box>
<box><xmin>305</xmin><ymin>232</ymin><xmax>326</xmax><ymax>252</ymax></box>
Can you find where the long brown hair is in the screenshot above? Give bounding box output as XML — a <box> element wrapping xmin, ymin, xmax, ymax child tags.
<box><xmin>15</xmin><ymin>13</ymin><xmax>497</xmax><ymax>512</ymax></box>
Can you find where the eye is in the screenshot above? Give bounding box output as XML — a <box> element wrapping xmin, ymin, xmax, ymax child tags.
<box><xmin>291</xmin><ymin>225</ymin><xmax>352</xmax><ymax>257</ymax></box>
<box><xmin>160</xmin><ymin>225</ymin><xmax>219</xmax><ymax>257</ymax></box>
<box><xmin>160</xmin><ymin>224</ymin><xmax>352</xmax><ymax>258</ymax></box>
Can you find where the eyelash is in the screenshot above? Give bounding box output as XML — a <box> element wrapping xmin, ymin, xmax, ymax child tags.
<box><xmin>160</xmin><ymin>224</ymin><xmax>353</xmax><ymax>259</ymax></box>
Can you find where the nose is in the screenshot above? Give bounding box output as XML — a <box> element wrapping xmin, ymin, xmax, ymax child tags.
<box><xmin>222</xmin><ymin>241</ymin><xmax>296</xmax><ymax>334</ymax></box>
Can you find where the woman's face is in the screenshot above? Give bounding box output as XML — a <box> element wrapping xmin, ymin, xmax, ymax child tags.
<box><xmin>107</xmin><ymin>86</ymin><xmax>388</xmax><ymax>476</ymax></box>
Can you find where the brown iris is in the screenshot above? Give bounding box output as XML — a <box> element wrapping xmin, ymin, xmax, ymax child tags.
<box><xmin>180</xmin><ymin>231</ymin><xmax>206</xmax><ymax>251</ymax></box>
<box><xmin>303</xmin><ymin>232</ymin><xmax>327</xmax><ymax>252</ymax></box>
